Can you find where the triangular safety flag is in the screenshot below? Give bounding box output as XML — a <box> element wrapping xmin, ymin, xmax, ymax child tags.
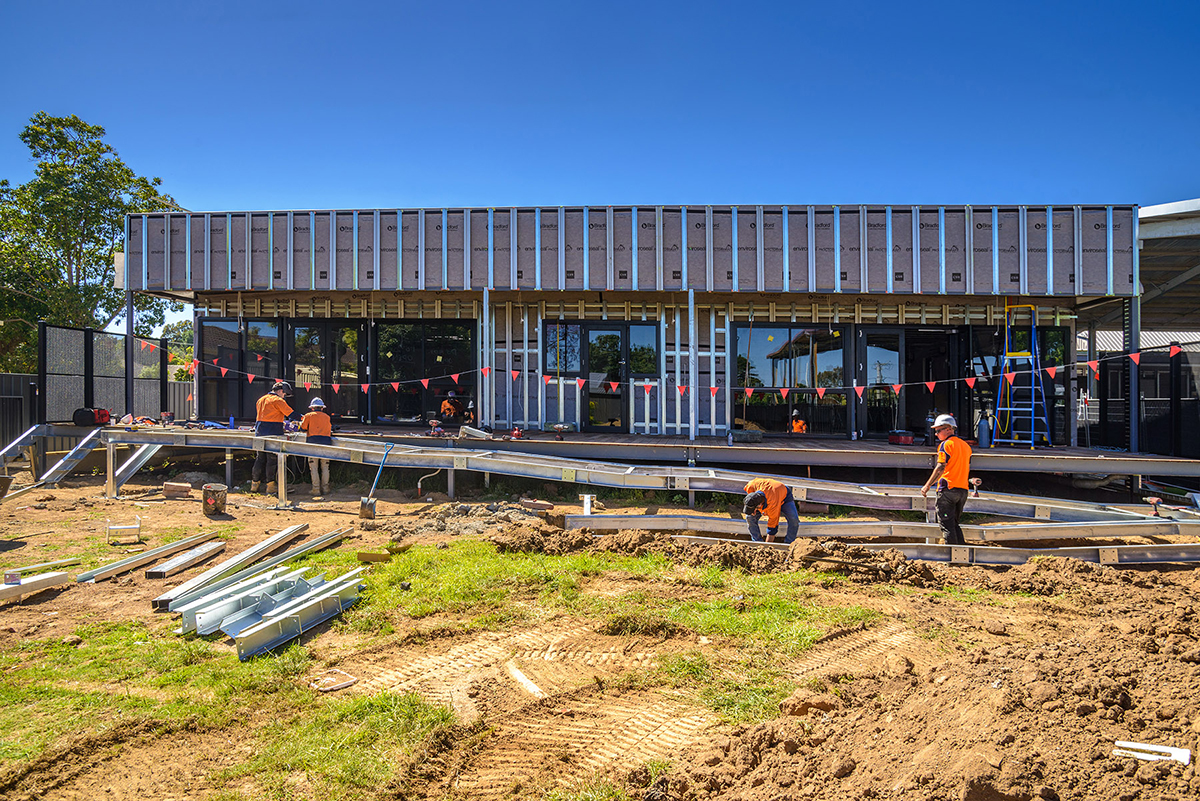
<box><xmin>678</xmin><ymin>385</ymin><xmax>687</xmax><ymax>396</ymax></box>
<box><xmin>481</xmin><ymin>366</ymin><xmax>490</xmax><ymax>377</ymax></box>
<box><xmin>247</xmin><ymin>374</ymin><xmax>255</xmax><ymax>384</ymax></box>
<box><xmin>332</xmin><ymin>383</ymin><xmax>340</xmax><ymax>393</ymax></box>
<box><xmin>645</xmin><ymin>383</ymin><xmax>654</xmax><ymax>393</ymax></box>
<box><xmin>744</xmin><ymin>388</ymin><xmax>754</xmax><ymax>398</ymax></box>
<box><xmin>609</xmin><ymin>382</ymin><xmax>620</xmax><ymax>393</ymax></box>
<box><xmin>1087</xmin><ymin>360</ymin><xmax>1099</xmax><ymax>374</ymax></box>
<box><xmin>1004</xmin><ymin>372</ymin><xmax>1016</xmax><ymax>385</ymax></box>
<box><xmin>1045</xmin><ymin>365</ymin><xmax>1057</xmax><ymax>379</ymax></box>
<box><xmin>360</xmin><ymin>383</ymin><xmax>369</xmax><ymax>393</ymax></box>
<box><xmin>139</xmin><ymin>340</ymin><xmax>147</xmax><ymax>351</ymax></box>
<box><xmin>212</xmin><ymin>358</ymin><xmax>219</xmax><ymax>365</ymax></box>
<box><xmin>1170</xmin><ymin>345</ymin><xmax>1182</xmax><ymax>358</ymax></box>
<box><xmin>780</xmin><ymin>388</ymin><xmax>790</xmax><ymax>399</ymax></box>
<box><xmin>391</xmin><ymin>382</ymin><xmax>399</xmax><ymax>392</ymax></box>
<box><xmin>451</xmin><ymin>373</ymin><xmax>459</xmax><ymax>384</ymax></box>
<box><xmin>186</xmin><ymin>393</ymin><xmax>192</xmax><ymax>402</ymax></box>
<box><xmin>167</xmin><ymin>353</ymin><xmax>174</xmax><ymax>363</ymax></box>
<box><xmin>187</xmin><ymin>363</ymin><xmax>195</xmax><ymax>376</ymax></box>
<box><xmin>220</xmin><ymin>367</ymin><xmax>228</xmax><ymax>377</ymax></box>
<box><xmin>421</xmin><ymin>379</ymin><xmax>429</xmax><ymax>389</ymax></box>
<box><xmin>543</xmin><ymin>375</ymin><xmax>552</xmax><ymax>385</ymax></box>
<box><xmin>965</xmin><ymin>377</ymin><xmax>976</xmax><ymax>389</ymax></box>
<box><xmin>710</xmin><ymin>386</ymin><xmax>719</xmax><ymax>397</ymax></box>
<box><xmin>892</xmin><ymin>384</ymin><xmax>902</xmax><ymax>395</ymax></box>
<box><xmin>256</xmin><ymin>353</ymin><xmax>262</xmax><ymax>361</ymax></box>
<box><xmin>925</xmin><ymin>381</ymin><xmax>936</xmax><ymax>393</ymax></box>
<box><xmin>304</xmin><ymin>382</ymin><xmax>312</xmax><ymax>391</ymax></box>
<box><xmin>1129</xmin><ymin>352</ymin><xmax>1141</xmax><ymax>365</ymax></box>
<box><xmin>854</xmin><ymin>386</ymin><xmax>865</xmax><ymax>399</ymax></box>
<box><xmin>192</xmin><ymin>359</ymin><xmax>199</xmax><ymax>368</ymax></box>
<box><xmin>148</xmin><ymin>342</ymin><xmax>156</xmax><ymax>353</ymax></box>
<box><xmin>511</xmin><ymin>370</ymin><xmax>520</xmax><ymax>381</ymax></box>
<box><xmin>577</xmin><ymin>378</ymin><xmax>586</xmax><ymax>389</ymax></box>
<box><xmin>816</xmin><ymin>387</ymin><xmax>826</xmax><ymax>399</ymax></box>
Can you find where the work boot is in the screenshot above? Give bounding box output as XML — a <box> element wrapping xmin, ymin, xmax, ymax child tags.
<box><xmin>266</xmin><ymin>482</ymin><xmax>278</xmax><ymax>495</ymax></box>
<box><xmin>250</xmin><ymin>481</ymin><xmax>261</xmax><ymax>493</ymax></box>
<box><xmin>322</xmin><ymin>483</ymin><xmax>331</xmax><ymax>496</ymax></box>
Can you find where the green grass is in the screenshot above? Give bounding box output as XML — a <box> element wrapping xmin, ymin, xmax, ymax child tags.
<box><xmin>215</xmin><ymin>691</ymin><xmax>453</xmax><ymax>801</ymax></box>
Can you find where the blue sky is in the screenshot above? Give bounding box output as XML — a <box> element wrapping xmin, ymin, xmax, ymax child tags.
<box><xmin>3</xmin><ymin>2</ymin><xmax>1200</xmax><ymax>332</ymax></box>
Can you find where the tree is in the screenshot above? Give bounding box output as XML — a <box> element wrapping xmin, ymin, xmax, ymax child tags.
<box><xmin>161</xmin><ymin>318</ymin><xmax>193</xmax><ymax>381</ymax></box>
<box><xmin>0</xmin><ymin>112</ymin><xmax>184</xmax><ymax>372</ymax></box>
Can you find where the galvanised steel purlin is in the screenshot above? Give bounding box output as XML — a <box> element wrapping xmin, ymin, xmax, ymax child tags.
<box><xmin>193</xmin><ymin>569</ymin><xmax>312</xmax><ymax>635</ymax></box>
<box><xmin>174</xmin><ymin>566</ymin><xmax>295</xmax><ymax>633</ymax></box>
<box><xmin>234</xmin><ymin>571</ymin><xmax>364</xmax><ymax>660</ymax></box>
<box><xmin>76</xmin><ymin>531</ymin><xmax>219</xmax><ymax>583</ymax></box>
<box><xmin>167</xmin><ymin>528</ymin><xmax>348</xmax><ymax>612</ymax></box>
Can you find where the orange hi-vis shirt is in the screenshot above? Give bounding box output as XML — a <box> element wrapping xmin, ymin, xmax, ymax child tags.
<box><xmin>300</xmin><ymin>411</ymin><xmax>332</xmax><ymax>438</ymax></box>
<box><xmin>936</xmin><ymin>436</ymin><xmax>973</xmax><ymax>490</ymax></box>
<box><xmin>792</xmin><ymin>419</ymin><xmax>807</xmax><ymax>433</ymax></box>
<box><xmin>743</xmin><ymin>477</ymin><xmax>790</xmax><ymax>528</ymax></box>
<box><xmin>256</xmin><ymin>393</ymin><xmax>293</xmax><ymax>423</ymax></box>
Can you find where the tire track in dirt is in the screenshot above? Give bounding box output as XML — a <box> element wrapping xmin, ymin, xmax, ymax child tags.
<box><xmin>452</xmin><ymin>693</ymin><xmax>716</xmax><ymax>799</ymax></box>
<box><xmin>783</xmin><ymin>621</ymin><xmax>934</xmax><ymax>680</ymax></box>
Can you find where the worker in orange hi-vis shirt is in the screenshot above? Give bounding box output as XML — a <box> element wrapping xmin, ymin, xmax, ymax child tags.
<box><xmin>920</xmin><ymin>413</ymin><xmax>973</xmax><ymax>546</ymax></box>
<box><xmin>250</xmin><ymin>381</ymin><xmax>294</xmax><ymax>494</ymax></box>
<box><xmin>300</xmin><ymin>397</ymin><xmax>333</xmax><ymax>497</ymax></box>
<box><xmin>742</xmin><ymin>477</ymin><xmax>800</xmax><ymax>544</ymax></box>
<box><xmin>790</xmin><ymin>409</ymin><xmax>807</xmax><ymax>434</ymax></box>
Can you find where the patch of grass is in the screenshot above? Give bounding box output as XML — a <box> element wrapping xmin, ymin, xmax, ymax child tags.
<box><xmin>598</xmin><ymin>612</ymin><xmax>684</xmax><ymax>637</ymax></box>
<box><xmin>544</xmin><ymin>773</ymin><xmax>635</xmax><ymax>801</ymax></box>
<box><xmin>932</xmin><ymin>584</ymin><xmax>996</xmax><ymax>604</ymax></box>
<box><xmin>216</xmin><ymin>691</ymin><xmax>453</xmax><ymax>800</ymax></box>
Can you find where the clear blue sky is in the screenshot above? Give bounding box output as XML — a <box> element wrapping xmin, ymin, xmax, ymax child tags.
<box><xmin>3</xmin><ymin>1</ymin><xmax>1198</xmax><ymax>215</ymax></box>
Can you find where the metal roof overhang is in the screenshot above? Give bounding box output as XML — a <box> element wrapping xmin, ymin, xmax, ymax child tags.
<box><xmin>1077</xmin><ymin>198</ymin><xmax>1200</xmax><ymax>331</ymax></box>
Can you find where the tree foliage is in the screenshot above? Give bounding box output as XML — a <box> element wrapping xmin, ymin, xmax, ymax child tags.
<box><xmin>0</xmin><ymin>112</ymin><xmax>184</xmax><ymax>372</ymax></box>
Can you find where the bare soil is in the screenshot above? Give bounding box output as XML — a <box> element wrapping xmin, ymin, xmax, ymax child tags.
<box><xmin>1</xmin><ymin>473</ymin><xmax>1198</xmax><ymax>800</ymax></box>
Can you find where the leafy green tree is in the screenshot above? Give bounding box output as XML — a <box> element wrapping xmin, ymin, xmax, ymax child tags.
<box><xmin>0</xmin><ymin>112</ymin><xmax>183</xmax><ymax>371</ymax></box>
<box><xmin>161</xmin><ymin>318</ymin><xmax>193</xmax><ymax>380</ymax></box>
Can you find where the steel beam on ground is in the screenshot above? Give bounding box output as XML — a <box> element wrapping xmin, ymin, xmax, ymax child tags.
<box><xmin>174</xmin><ymin>566</ymin><xmax>296</xmax><ymax>634</ymax></box>
<box><xmin>0</xmin><ymin>571</ymin><xmax>70</xmax><ymax>601</ymax></box>
<box><xmin>191</xmin><ymin>568</ymin><xmax>313</xmax><ymax>635</ymax></box>
<box><xmin>219</xmin><ymin>572</ymin><xmax>339</xmax><ymax>638</ymax></box>
<box><xmin>76</xmin><ymin>531</ymin><xmax>219</xmax><ymax>583</ymax></box>
<box><xmin>152</xmin><ymin>524</ymin><xmax>308</xmax><ymax>610</ymax></box>
<box><xmin>233</xmin><ymin>570</ymin><xmax>364</xmax><ymax>660</ymax></box>
<box><xmin>166</xmin><ymin>528</ymin><xmax>348</xmax><ymax>612</ymax></box>
<box><xmin>12</xmin><ymin>557</ymin><xmax>81</xmax><ymax>574</ymax></box>
<box><xmin>144</xmin><ymin>540</ymin><xmax>227</xmax><ymax>579</ymax></box>
<box><xmin>857</xmin><ymin>542</ymin><xmax>1200</xmax><ymax>566</ymax></box>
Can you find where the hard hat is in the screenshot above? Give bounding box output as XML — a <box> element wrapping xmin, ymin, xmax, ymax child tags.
<box><xmin>272</xmin><ymin>380</ymin><xmax>293</xmax><ymax>395</ymax></box>
<box><xmin>309</xmin><ymin>397</ymin><xmax>326</xmax><ymax>409</ymax></box>
<box><xmin>791</xmin><ymin>409</ymin><xmax>801</xmax><ymax>417</ymax></box>
<box><xmin>447</xmin><ymin>390</ymin><xmax>456</xmax><ymax>397</ymax></box>
<box><xmin>743</xmin><ymin>490</ymin><xmax>766</xmax><ymax>515</ymax></box>
<box><xmin>932</xmin><ymin>413</ymin><xmax>957</xmax><ymax>430</ymax></box>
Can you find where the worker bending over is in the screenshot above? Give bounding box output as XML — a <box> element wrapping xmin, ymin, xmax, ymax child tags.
<box><xmin>251</xmin><ymin>381</ymin><xmax>294</xmax><ymax>494</ymax></box>
<box><xmin>743</xmin><ymin>477</ymin><xmax>800</xmax><ymax>544</ymax></box>
<box><xmin>921</xmin><ymin>413</ymin><xmax>973</xmax><ymax>546</ymax></box>
<box><xmin>300</xmin><ymin>397</ymin><xmax>333</xmax><ymax>496</ymax></box>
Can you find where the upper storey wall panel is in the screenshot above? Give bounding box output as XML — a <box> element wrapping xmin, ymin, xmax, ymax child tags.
<box><xmin>125</xmin><ymin>205</ymin><xmax>1138</xmax><ymax>298</ymax></box>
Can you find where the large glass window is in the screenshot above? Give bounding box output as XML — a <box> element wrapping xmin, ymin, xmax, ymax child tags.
<box><xmin>545</xmin><ymin>323</ymin><xmax>581</xmax><ymax>375</ymax></box>
<box><xmin>629</xmin><ymin>324</ymin><xmax>658</xmax><ymax>375</ymax></box>
<box><xmin>374</xmin><ymin>321</ymin><xmax>475</xmax><ymax>425</ymax></box>
<box><xmin>864</xmin><ymin>333</ymin><xmax>900</xmax><ymax>435</ymax></box>
<box><xmin>200</xmin><ymin>319</ymin><xmax>240</xmax><ymax>420</ymax></box>
<box><xmin>735</xmin><ymin>324</ymin><xmax>847</xmax><ymax>434</ymax></box>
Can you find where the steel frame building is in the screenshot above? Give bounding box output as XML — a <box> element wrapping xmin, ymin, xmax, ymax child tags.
<box><xmin>121</xmin><ymin>203</ymin><xmax>1140</xmax><ymax>443</ymax></box>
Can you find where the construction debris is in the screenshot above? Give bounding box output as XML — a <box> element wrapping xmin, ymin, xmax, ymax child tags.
<box><xmin>144</xmin><ymin>540</ymin><xmax>227</xmax><ymax>579</ymax></box>
<box><xmin>356</xmin><ymin>551</ymin><xmax>391</xmax><ymax>563</ymax></box>
<box><xmin>0</xmin><ymin>571</ymin><xmax>70</xmax><ymax>602</ymax></box>
<box><xmin>163</xmin><ymin>481</ymin><xmax>192</xmax><ymax>498</ymax></box>
<box><xmin>105</xmin><ymin>516</ymin><xmax>143</xmax><ymax>545</ymax></box>
<box><xmin>308</xmin><ymin>668</ymin><xmax>358</xmax><ymax>692</ymax></box>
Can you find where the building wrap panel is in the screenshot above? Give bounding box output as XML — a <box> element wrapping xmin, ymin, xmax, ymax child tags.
<box><xmin>713</xmin><ymin>210</ymin><xmax>733</xmax><ymax>291</ymax></box>
<box><xmin>762</xmin><ymin>209</ymin><xmax>784</xmax><ymax>292</ymax></box>
<box><xmin>841</xmin><ymin>208</ymin><xmax>863</xmax><ymax>293</ymax></box>
<box><xmin>997</xmin><ymin>210</ymin><xmax>1021</xmax><ymax>294</ymax></box>
<box><xmin>189</xmin><ymin>215</ymin><xmax>206</xmax><ymax>290</ymax></box>
<box><xmin>944</xmin><ymin>210</ymin><xmax>967</xmax><ymax>293</ymax></box>
<box><xmin>1026</xmin><ymin>208</ymin><xmax>1049</xmax><ymax>295</ymax></box>
<box><xmin>229</xmin><ymin>214</ymin><xmax>247</xmax><ymax>289</ymax></box>
<box><xmin>356</xmin><ymin>211</ymin><xmax>375</xmax><ymax>290</ymax></box>
<box><xmin>918</xmin><ymin>210</ymin><xmax>940</xmax><ymax>294</ymax></box>
<box><xmin>564</xmin><ymin>210</ymin><xmax>585</xmax><ymax>290</ymax></box>
<box><xmin>686</xmin><ymin>208</ymin><xmax>707</xmax><ymax>291</ymax></box>
<box><xmin>313</xmin><ymin>213</ymin><xmax>331</xmax><ymax>291</ymax></box>
<box><xmin>271</xmin><ymin>213</ymin><xmax>289</xmax><ymax>288</ymax></box>
<box><xmin>379</xmin><ymin>212</ymin><xmax>399</xmax><ymax>290</ymax></box>
<box><xmin>635</xmin><ymin>209</ymin><xmax>657</xmax><ymax>290</ymax></box>
<box><xmin>891</xmin><ymin>208</ymin><xmax>914</xmax><ymax>293</ymax></box>
<box><xmin>613</xmin><ymin>209</ymin><xmax>633</xmax><ymax>290</ymax></box>
<box><xmin>250</xmin><ymin>213</ymin><xmax>271</xmax><ymax>289</ymax></box>
<box><xmin>586</xmin><ymin>209</ymin><xmax>607</xmax><ymax>290</ymax></box>
<box><xmin>865</xmin><ymin>208</ymin><xmax>888</xmax><ymax>292</ymax></box>
<box><xmin>1052</xmin><ymin>209</ymin><xmax>1075</xmax><ymax>295</ymax></box>
<box><xmin>334</xmin><ymin>213</ymin><xmax>354</xmax><ymax>290</ymax></box>
<box><xmin>540</xmin><ymin>210</ymin><xmax>560</xmax><ymax>291</ymax></box>
<box><xmin>813</xmin><ymin>210</ymin><xmax>836</xmax><ymax>291</ymax></box>
<box><xmin>469</xmin><ymin>210</ymin><xmax>489</xmax><ymax>290</ymax></box>
<box><xmin>736</xmin><ymin>208</ymin><xmax>757</xmax><ymax>292</ymax></box>
<box><xmin>491</xmin><ymin>210</ymin><xmax>512</xmax><ymax>290</ymax></box>
<box><xmin>168</xmin><ymin>214</ymin><xmax>187</xmax><ymax>289</ymax></box>
<box><xmin>146</xmin><ymin>216</ymin><xmax>166</xmax><ymax>290</ymax></box>
<box><xmin>662</xmin><ymin>209</ymin><xmax>683</xmax><ymax>291</ymax></box>
<box><xmin>786</xmin><ymin>209</ymin><xmax>809</xmax><ymax>292</ymax></box>
<box><xmin>293</xmin><ymin>213</ymin><xmax>312</xmax><ymax>290</ymax></box>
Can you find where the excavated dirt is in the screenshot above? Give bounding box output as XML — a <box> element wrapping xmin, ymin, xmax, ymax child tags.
<box><xmin>2</xmin><ymin>474</ymin><xmax>1199</xmax><ymax>800</ymax></box>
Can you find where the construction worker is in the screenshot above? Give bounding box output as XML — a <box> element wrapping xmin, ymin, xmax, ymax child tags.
<box><xmin>300</xmin><ymin>397</ymin><xmax>332</xmax><ymax>496</ymax></box>
<box><xmin>742</xmin><ymin>477</ymin><xmax>800</xmax><ymax>544</ymax></box>
<box><xmin>791</xmin><ymin>409</ymin><xmax>807</xmax><ymax>434</ymax></box>
<box><xmin>440</xmin><ymin>390</ymin><xmax>464</xmax><ymax>421</ymax></box>
<box><xmin>921</xmin><ymin>413</ymin><xmax>973</xmax><ymax>546</ymax></box>
<box><xmin>251</xmin><ymin>381</ymin><xmax>294</xmax><ymax>494</ymax></box>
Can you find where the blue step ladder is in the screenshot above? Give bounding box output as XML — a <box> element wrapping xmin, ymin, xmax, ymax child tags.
<box><xmin>991</xmin><ymin>304</ymin><xmax>1052</xmax><ymax>449</ymax></box>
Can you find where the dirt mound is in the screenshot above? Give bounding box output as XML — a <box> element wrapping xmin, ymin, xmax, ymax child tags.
<box><xmin>985</xmin><ymin>556</ymin><xmax>1172</xmax><ymax>596</ymax></box>
<box><xmin>493</xmin><ymin>524</ymin><xmax>593</xmax><ymax>555</ymax></box>
<box><xmin>790</xmin><ymin>540</ymin><xmax>940</xmax><ymax>588</ymax></box>
<box><xmin>386</xmin><ymin>501</ymin><xmax>543</xmax><ymax>540</ymax></box>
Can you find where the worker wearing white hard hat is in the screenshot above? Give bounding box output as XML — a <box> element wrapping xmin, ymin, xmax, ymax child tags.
<box><xmin>920</xmin><ymin>413</ymin><xmax>973</xmax><ymax>546</ymax></box>
<box><xmin>300</xmin><ymin>396</ymin><xmax>333</xmax><ymax>496</ymax></box>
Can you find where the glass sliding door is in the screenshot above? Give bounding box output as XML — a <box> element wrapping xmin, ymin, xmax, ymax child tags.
<box><xmin>372</xmin><ymin>321</ymin><xmax>476</xmax><ymax>426</ymax></box>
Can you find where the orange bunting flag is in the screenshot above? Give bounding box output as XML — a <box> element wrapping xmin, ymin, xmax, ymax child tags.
<box><xmin>360</xmin><ymin>384</ymin><xmax>369</xmax><ymax>393</ymax></box>
<box><xmin>139</xmin><ymin>340</ymin><xmax>147</xmax><ymax>351</ymax></box>
<box><xmin>187</xmin><ymin>363</ymin><xmax>195</xmax><ymax>376</ymax></box>
<box><xmin>1087</xmin><ymin>360</ymin><xmax>1099</xmax><ymax>373</ymax></box>
<box><xmin>332</xmin><ymin>383</ymin><xmax>340</xmax><ymax>393</ymax></box>
<box><xmin>1129</xmin><ymin>352</ymin><xmax>1141</xmax><ymax>365</ymax></box>
<box><xmin>481</xmin><ymin>366</ymin><xmax>490</xmax><ymax>377</ymax></box>
<box><xmin>247</xmin><ymin>374</ymin><xmax>255</xmax><ymax>384</ymax></box>
<box><xmin>212</xmin><ymin>358</ymin><xmax>219</xmax><ymax>365</ymax></box>
<box><xmin>892</xmin><ymin>383</ymin><xmax>902</xmax><ymax>395</ymax></box>
<box><xmin>256</xmin><ymin>353</ymin><xmax>262</xmax><ymax>361</ymax></box>
<box><xmin>1045</xmin><ymin>365</ymin><xmax>1057</xmax><ymax>379</ymax></box>
<box><xmin>148</xmin><ymin>343</ymin><xmax>156</xmax><ymax>352</ymax></box>
<box><xmin>543</xmin><ymin>375</ymin><xmax>552</xmax><ymax>385</ymax></box>
<box><xmin>511</xmin><ymin>370</ymin><xmax>520</xmax><ymax>381</ymax></box>
<box><xmin>780</xmin><ymin>388</ymin><xmax>790</xmax><ymax>399</ymax></box>
<box><xmin>816</xmin><ymin>387</ymin><xmax>826</xmax><ymax>399</ymax></box>
<box><xmin>391</xmin><ymin>382</ymin><xmax>399</xmax><ymax>392</ymax></box>
<box><xmin>609</xmin><ymin>382</ymin><xmax>620</xmax><ymax>392</ymax></box>
<box><xmin>925</xmin><ymin>381</ymin><xmax>936</xmax><ymax>392</ymax></box>
<box><xmin>1170</xmin><ymin>345</ymin><xmax>1182</xmax><ymax>358</ymax></box>
<box><xmin>744</xmin><ymin>388</ymin><xmax>754</xmax><ymax>398</ymax></box>
<box><xmin>577</xmin><ymin>378</ymin><xmax>586</xmax><ymax>389</ymax></box>
<box><xmin>645</xmin><ymin>383</ymin><xmax>654</xmax><ymax>393</ymax></box>
<box><xmin>304</xmin><ymin>382</ymin><xmax>312</xmax><ymax>391</ymax></box>
<box><xmin>965</xmin><ymin>377</ymin><xmax>976</xmax><ymax>389</ymax></box>
<box><xmin>420</xmin><ymin>379</ymin><xmax>429</xmax><ymax>389</ymax></box>
<box><xmin>1004</xmin><ymin>372</ymin><xmax>1016</xmax><ymax>385</ymax></box>
<box><xmin>220</xmin><ymin>367</ymin><xmax>228</xmax><ymax>377</ymax></box>
<box><xmin>451</xmin><ymin>374</ymin><xmax>459</xmax><ymax>384</ymax></box>
<box><xmin>854</xmin><ymin>386</ymin><xmax>865</xmax><ymax>398</ymax></box>
<box><xmin>710</xmin><ymin>386</ymin><xmax>719</xmax><ymax>397</ymax></box>
<box><xmin>192</xmin><ymin>359</ymin><xmax>199</xmax><ymax>367</ymax></box>
<box><xmin>186</xmin><ymin>393</ymin><xmax>193</xmax><ymax>402</ymax></box>
<box><xmin>167</xmin><ymin>354</ymin><xmax>174</xmax><ymax>363</ymax></box>
<box><xmin>678</xmin><ymin>385</ymin><xmax>687</xmax><ymax>396</ymax></box>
